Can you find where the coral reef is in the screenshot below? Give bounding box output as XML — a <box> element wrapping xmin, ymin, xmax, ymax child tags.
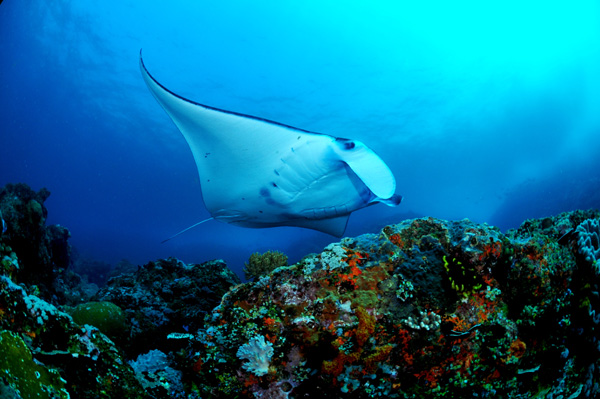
<box><xmin>184</xmin><ymin>211</ymin><xmax>600</xmax><ymax>398</ymax></box>
<box><xmin>0</xmin><ymin>183</ymin><xmax>71</xmax><ymax>300</ymax></box>
<box><xmin>129</xmin><ymin>349</ymin><xmax>186</xmax><ymax>398</ymax></box>
<box><xmin>94</xmin><ymin>256</ymin><xmax>241</xmax><ymax>357</ymax></box>
<box><xmin>243</xmin><ymin>250</ymin><xmax>288</xmax><ymax>281</ymax></box>
<box><xmin>0</xmin><ymin>275</ymin><xmax>148</xmax><ymax>398</ymax></box>
<box><xmin>0</xmin><ymin>183</ymin><xmax>239</xmax><ymax>398</ymax></box>
<box><xmin>2</xmin><ymin>182</ymin><xmax>600</xmax><ymax>398</ymax></box>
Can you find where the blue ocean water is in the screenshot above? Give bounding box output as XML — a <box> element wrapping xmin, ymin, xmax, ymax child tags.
<box><xmin>1</xmin><ymin>0</ymin><xmax>599</xmax><ymax>278</ymax></box>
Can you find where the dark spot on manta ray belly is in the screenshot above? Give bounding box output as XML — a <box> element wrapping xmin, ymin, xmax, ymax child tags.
<box><xmin>259</xmin><ymin>187</ymin><xmax>277</xmax><ymax>206</ymax></box>
<box><xmin>272</xmin><ymin>182</ymin><xmax>278</xmax><ymax>188</ymax></box>
<box><xmin>274</xmin><ymin>169</ymin><xmax>280</xmax><ymax>176</ymax></box>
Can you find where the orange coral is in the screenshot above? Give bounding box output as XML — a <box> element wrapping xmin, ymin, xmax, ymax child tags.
<box><xmin>507</xmin><ymin>338</ymin><xmax>526</xmax><ymax>360</ymax></box>
<box><xmin>355</xmin><ymin>307</ymin><xmax>375</xmax><ymax>347</ymax></box>
<box><xmin>342</xmin><ymin>249</ymin><xmax>369</xmax><ymax>268</ymax></box>
<box><xmin>24</xmin><ymin>331</ymin><xmax>36</xmax><ymax>339</ymax></box>
<box><xmin>321</xmin><ymin>306</ymin><xmax>390</xmax><ymax>377</ymax></box>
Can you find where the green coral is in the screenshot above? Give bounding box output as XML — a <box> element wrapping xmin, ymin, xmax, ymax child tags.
<box><xmin>0</xmin><ymin>330</ymin><xmax>69</xmax><ymax>399</ymax></box>
<box><xmin>68</xmin><ymin>301</ymin><xmax>128</xmax><ymax>341</ymax></box>
<box><xmin>243</xmin><ymin>250</ymin><xmax>288</xmax><ymax>281</ymax></box>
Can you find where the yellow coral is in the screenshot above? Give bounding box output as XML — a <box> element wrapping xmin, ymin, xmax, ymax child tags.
<box><xmin>243</xmin><ymin>250</ymin><xmax>288</xmax><ymax>281</ymax></box>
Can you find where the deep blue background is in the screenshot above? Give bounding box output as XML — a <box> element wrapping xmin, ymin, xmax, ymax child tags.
<box><xmin>1</xmin><ymin>1</ymin><xmax>600</xmax><ymax>278</ymax></box>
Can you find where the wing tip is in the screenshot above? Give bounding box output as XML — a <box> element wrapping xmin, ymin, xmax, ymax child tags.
<box><xmin>378</xmin><ymin>194</ymin><xmax>402</xmax><ymax>207</ymax></box>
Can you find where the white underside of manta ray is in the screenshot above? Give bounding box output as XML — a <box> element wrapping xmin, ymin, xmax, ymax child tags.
<box><xmin>140</xmin><ymin>52</ymin><xmax>402</xmax><ymax>237</ymax></box>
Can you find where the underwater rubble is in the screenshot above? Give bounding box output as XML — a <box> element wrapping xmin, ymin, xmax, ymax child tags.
<box><xmin>1</xmin><ymin>183</ymin><xmax>600</xmax><ymax>398</ymax></box>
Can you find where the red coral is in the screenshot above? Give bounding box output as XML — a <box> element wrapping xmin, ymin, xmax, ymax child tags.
<box><xmin>336</xmin><ymin>264</ymin><xmax>362</xmax><ymax>289</ymax></box>
<box><xmin>263</xmin><ymin>317</ymin><xmax>276</xmax><ymax>327</ymax></box>
<box><xmin>192</xmin><ymin>358</ymin><xmax>203</xmax><ymax>373</ymax></box>
<box><xmin>479</xmin><ymin>238</ymin><xmax>503</xmax><ymax>261</ymax></box>
<box><xmin>389</xmin><ymin>233</ymin><xmax>405</xmax><ymax>248</ymax></box>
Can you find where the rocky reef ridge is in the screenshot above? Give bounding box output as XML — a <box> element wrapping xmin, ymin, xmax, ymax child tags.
<box><xmin>1</xmin><ymin>183</ymin><xmax>600</xmax><ymax>398</ymax></box>
<box><xmin>186</xmin><ymin>210</ymin><xmax>600</xmax><ymax>398</ymax></box>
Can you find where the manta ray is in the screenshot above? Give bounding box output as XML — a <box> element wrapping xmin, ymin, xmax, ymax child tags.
<box><xmin>140</xmin><ymin>53</ymin><xmax>402</xmax><ymax>237</ymax></box>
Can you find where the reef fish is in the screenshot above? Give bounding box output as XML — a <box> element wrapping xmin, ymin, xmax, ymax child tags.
<box><xmin>140</xmin><ymin>52</ymin><xmax>401</xmax><ymax>237</ymax></box>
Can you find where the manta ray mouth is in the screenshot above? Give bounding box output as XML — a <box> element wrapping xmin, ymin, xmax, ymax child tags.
<box><xmin>212</xmin><ymin>209</ymin><xmax>250</xmax><ymax>223</ymax></box>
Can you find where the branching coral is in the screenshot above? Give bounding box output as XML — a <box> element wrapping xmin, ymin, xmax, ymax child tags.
<box><xmin>405</xmin><ymin>309</ymin><xmax>441</xmax><ymax>331</ymax></box>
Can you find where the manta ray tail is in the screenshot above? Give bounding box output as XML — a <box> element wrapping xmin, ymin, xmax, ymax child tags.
<box><xmin>161</xmin><ymin>218</ymin><xmax>214</xmax><ymax>244</ymax></box>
